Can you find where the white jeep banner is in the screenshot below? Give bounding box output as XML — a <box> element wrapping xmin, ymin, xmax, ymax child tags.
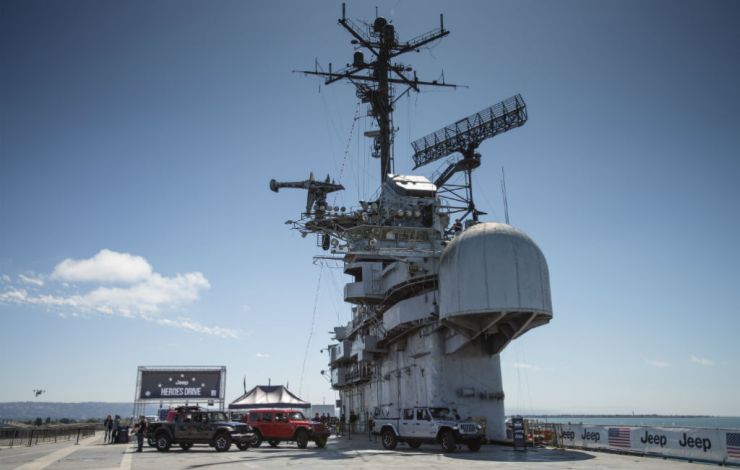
<box><xmin>556</xmin><ymin>424</ymin><xmax>740</xmax><ymax>464</ymax></box>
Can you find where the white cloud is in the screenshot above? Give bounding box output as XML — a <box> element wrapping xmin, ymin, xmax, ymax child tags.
<box><xmin>2</xmin><ymin>272</ymin><xmax>209</xmax><ymax>316</ymax></box>
<box><xmin>1</xmin><ymin>274</ymin><xmax>11</xmax><ymax>283</ymax></box>
<box><xmin>646</xmin><ymin>359</ymin><xmax>671</xmax><ymax>368</ymax></box>
<box><xmin>18</xmin><ymin>274</ymin><xmax>44</xmax><ymax>287</ymax></box>
<box><xmin>0</xmin><ymin>288</ymin><xmax>28</xmax><ymax>303</ymax></box>
<box><xmin>690</xmin><ymin>355</ymin><xmax>714</xmax><ymax>366</ymax></box>
<box><xmin>153</xmin><ymin>317</ymin><xmax>238</xmax><ymax>339</ymax></box>
<box><xmin>512</xmin><ymin>362</ymin><xmax>538</xmax><ymax>369</ymax></box>
<box><xmin>255</xmin><ymin>353</ymin><xmax>270</xmax><ymax>358</ymax></box>
<box><xmin>52</xmin><ymin>249</ymin><xmax>153</xmax><ymax>284</ymax></box>
<box><xmin>0</xmin><ymin>249</ymin><xmax>238</xmax><ymax>338</ymax></box>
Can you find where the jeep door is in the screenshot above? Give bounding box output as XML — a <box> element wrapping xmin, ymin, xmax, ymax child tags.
<box><xmin>190</xmin><ymin>413</ymin><xmax>213</xmax><ymax>442</ymax></box>
<box><xmin>273</xmin><ymin>412</ymin><xmax>293</xmax><ymax>439</ymax></box>
<box><xmin>260</xmin><ymin>412</ymin><xmax>275</xmax><ymax>438</ymax></box>
<box><xmin>400</xmin><ymin>409</ymin><xmax>415</xmax><ymax>438</ymax></box>
<box><xmin>414</xmin><ymin>408</ymin><xmax>435</xmax><ymax>439</ymax></box>
<box><xmin>174</xmin><ymin>412</ymin><xmax>194</xmax><ymax>441</ymax></box>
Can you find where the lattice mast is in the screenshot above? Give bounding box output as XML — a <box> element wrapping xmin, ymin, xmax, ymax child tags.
<box><xmin>298</xmin><ymin>3</ymin><xmax>457</xmax><ymax>183</ymax></box>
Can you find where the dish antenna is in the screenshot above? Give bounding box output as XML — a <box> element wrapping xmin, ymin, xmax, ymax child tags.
<box><xmin>410</xmin><ymin>94</ymin><xmax>527</xmax><ymax>227</ymax></box>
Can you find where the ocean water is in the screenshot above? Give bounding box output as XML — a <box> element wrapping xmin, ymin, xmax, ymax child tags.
<box><xmin>527</xmin><ymin>416</ymin><xmax>740</xmax><ymax>430</ymax></box>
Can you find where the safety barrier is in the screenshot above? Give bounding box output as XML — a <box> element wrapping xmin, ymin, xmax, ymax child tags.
<box><xmin>553</xmin><ymin>423</ymin><xmax>740</xmax><ymax>465</ymax></box>
<box><xmin>0</xmin><ymin>425</ymin><xmax>96</xmax><ymax>448</ymax></box>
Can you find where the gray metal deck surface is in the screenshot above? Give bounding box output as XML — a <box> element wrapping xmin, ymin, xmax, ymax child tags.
<box><xmin>0</xmin><ymin>432</ymin><xmax>720</xmax><ymax>469</ymax></box>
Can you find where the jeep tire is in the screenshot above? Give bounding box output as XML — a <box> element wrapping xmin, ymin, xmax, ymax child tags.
<box><xmin>381</xmin><ymin>429</ymin><xmax>397</xmax><ymax>450</ymax></box>
<box><xmin>408</xmin><ymin>439</ymin><xmax>421</xmax><ymax>449</ymax></box>
<box><xmin>214</xmin><ymin>433</ymin><xmax>232</xmax><ymax>452</ymax></box>
<box><xmin>295</xmin><ymin>429</ymin><xmax>309</xmax><ymax>449</ymax></box>
<box><xmin>268</xmin><ymin>440</ymin><xmax>279</xmax><ymax>448</ymax></box>
<box><xmin>155</xmin><ymin>433</ymin><xmax>171</xmax><ymax>452</ymax></box>
<box><xmin>251</xmin><ymin>432</ymin><xmax>263</xmax><ymax>448</ymax></box>
<box><xmin>236</xmin><ymin>441</ymin><xmax>250</xmax><ymax>451</ymax></box>
<box><xmin>179</xmin><ymin>442</ymin><xmax>193</xmax><ymax>451</ymax></box>
<box><xmin>467</xmin><ymin>438</ymin><xmax>482</xmax><ymax>452</ymax></box>
<box><xmin>315</xmin><ymin>435</ymin><xmax>328</xmax><ymax>448</ymax></box>
<box><xmin>440</xmin><ymin>429</ymin><xmax>456</xmax><ymax>453</ymax></box>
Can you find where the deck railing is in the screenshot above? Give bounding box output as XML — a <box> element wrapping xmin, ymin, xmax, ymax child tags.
<box><xmin>0</xmin><ymin>425</ymin><xmax>96</xmax><ymax>448</ymax></box>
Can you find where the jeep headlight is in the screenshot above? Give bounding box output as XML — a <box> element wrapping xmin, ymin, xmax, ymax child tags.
<box><xmin>476</xmin><ymin>424</ymin><xmax>483</xmax><ymax>431</ymax></box>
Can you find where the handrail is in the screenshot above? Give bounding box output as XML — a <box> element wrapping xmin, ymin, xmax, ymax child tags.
<box><xmin>0</xmin><ymin>424</ymin><xmax>96</xmax><ymax>448</ymax></box>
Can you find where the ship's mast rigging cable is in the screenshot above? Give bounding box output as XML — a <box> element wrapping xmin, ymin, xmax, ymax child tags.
<box><xmin>298</xmin><ymin>262</ymin><xmax>324</xmax><ymax>397</ymax></box>
<box><xmin>332</xmin><ymin>100</ymin><xmax>362</xmax><ymax>206</ymax></box>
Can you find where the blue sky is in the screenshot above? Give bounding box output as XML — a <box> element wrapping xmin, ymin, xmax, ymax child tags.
<box><xmin>1</xmin><ymin>0</ymin><xmax>738</xmax><ymax>415</ymax></box>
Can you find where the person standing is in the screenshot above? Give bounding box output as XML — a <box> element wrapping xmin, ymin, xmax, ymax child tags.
<box><xmin>134</xmin><ymin>416</ymin><xmax>148</xmax><ymax>452</ymax></box>
<box><xmin>112</xmin><ymin>415</ymin><xmax>121</xmax><ymax>443</ymax></box>
<box><xmin>103</xmin><ymin>415</ymin><xmax>113</xmax><ymax>443</ymax></box>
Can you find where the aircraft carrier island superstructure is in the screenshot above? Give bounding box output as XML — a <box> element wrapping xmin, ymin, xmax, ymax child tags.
<box><xmin>271</xmin><ymin>4</ymin><xmax>552</xmax><ymax>441</ymax></box>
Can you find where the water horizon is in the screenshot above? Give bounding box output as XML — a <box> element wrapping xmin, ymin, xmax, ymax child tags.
<box><xmin>524</xmin><ymin>415</ymin><xmax>740</xmax><ymax>430</ymax></box>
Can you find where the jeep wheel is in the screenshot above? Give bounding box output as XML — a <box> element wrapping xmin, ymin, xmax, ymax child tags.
<box><xmin>268</xmin><ymin>440</ymin><xmax>279</xmax><ymax>447</ymax></box>
<box><xmin>179</xmin><ymin>442</ymin><xmax>193</xmax><ymax>451</ymax></box>
<box><xmin>381</xmin><ymin>429</ymin><xmax>397</xmax><ymax>450</ymax></box>
<box><xmin>155</xmin><ymin>433</ymin><xmax>171</xmax><ymax>452</ymax></box>
<box><xmin>440</xmin><ymin>429</ymin><xmax>456</xmax><ymax>453</ymax></box>
<box><xmin>251</xmin><ymin>432</ymin><xmax>262</xmax><ymax>448</ymax></box>
<box><xmin>408</xmin><ymin>440</ymin><xmax>421</xmax><ymax>449</ymax></box>
<box><xmin>214</xmin><ymin>433</ymin><xmax>232</xmax><ymax>452</ymax></box>
<box><xmin>315</xmin><ymin>435</ymin><xmax>327</xmax><ymax>448</ymax></box>
<box><xmin>467</xmin><ymin>439</ymin><xmax>482</xmax><ymax>452</ymax></box>
<box><xmin>236</xmin><ymin>441</ymin><xmax>250</xmax><ymax>451</ymax></box>
<box><xmin>295</xmin><ymin>429</ymin><xmax>309</xmax><ymax>449</ymax></box>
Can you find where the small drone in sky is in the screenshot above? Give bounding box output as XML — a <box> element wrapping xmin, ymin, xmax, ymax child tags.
<box><xmin>33</xmin><ymin>389</ymin><xmax>45</xmax><ymax>397</ymax></box>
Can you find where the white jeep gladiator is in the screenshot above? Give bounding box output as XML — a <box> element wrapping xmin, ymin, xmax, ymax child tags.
<box><xmin>372</xmin><ymin>406</ymin><xmax>484</xmax><ymax>452</ymax></box>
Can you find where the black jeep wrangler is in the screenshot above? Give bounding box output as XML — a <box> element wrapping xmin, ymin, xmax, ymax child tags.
<box><xmin>147</xmin><ymin>409</ymin><xmax>253</xmax><ymax>452</ymax></box>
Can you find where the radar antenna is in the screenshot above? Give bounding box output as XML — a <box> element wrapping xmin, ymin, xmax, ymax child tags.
<box><xmin>297</xmin><ymin>2</ymin><xmax>459</xmax><ymax>183</ymax></box>
<box><xmin>413</xmin><ymin>94</ymin><xmax>527</xmax><ymax>229</ymax></box>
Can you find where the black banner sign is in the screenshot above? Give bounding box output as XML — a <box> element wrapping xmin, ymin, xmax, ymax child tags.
<box><xmin>139</xmin><ymin>370</ymin><xmax>222</xmax><ymax>400</ymax></box>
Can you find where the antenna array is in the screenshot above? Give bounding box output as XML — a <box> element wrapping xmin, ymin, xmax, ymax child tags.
<box><xmin>411</xmin><ymin>94</ymin><xmax>527</xmax><ymax>169</ymax></box>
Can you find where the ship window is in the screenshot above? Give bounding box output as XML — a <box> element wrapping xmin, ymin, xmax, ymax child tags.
<box><xmin>416</xmin><ymin>409</ymin><xmax>430</xmax><ymax>421</ymax></box>
<box><xmin>403</xmin><ymin>409</ymin><xmax>413</xmax><ymax>420</ymax></box>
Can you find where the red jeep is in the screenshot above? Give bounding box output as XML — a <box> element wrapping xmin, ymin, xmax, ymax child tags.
<box><xmin>243</xmin><ymin>409</ymin><xmax>329</xmax><ymax>448</ymax></box>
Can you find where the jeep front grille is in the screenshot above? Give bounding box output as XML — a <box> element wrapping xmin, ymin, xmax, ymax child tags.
<box><xmin>459</xmin><ymin>423</ymin><xmax>478</xmax><ymax>434</ymax></box>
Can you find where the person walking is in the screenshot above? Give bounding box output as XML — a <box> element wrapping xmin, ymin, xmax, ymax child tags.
<box><xmin>134</xmin><ymin>416</ymin><xmax>148</xmax><ymax>452</ymax></box>
<box><xmin>103</xmin><ymin>415</ymin><xmax>113</xmax><ymax>443</ymax></box>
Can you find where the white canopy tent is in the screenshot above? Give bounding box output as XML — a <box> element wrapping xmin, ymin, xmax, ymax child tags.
<box><xmin>228</xmin><ymin>385</ymin><xmax>310</xmax><ymax>410</ymax></box>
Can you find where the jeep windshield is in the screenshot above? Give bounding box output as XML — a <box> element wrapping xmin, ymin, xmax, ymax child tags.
<box><xmin>288</xmin><ymin>412</ymin><xmax>305</xmax><ymax>420</ymax></box>
<box><xmin>209</xmin><ymin>412</ymin><xmax>228</xmax><ymax>422</ymax></box>
<box><xmin>429</xmin><ymin>407</ymin><xmax>452</xmax><ymax>419</ymax></box>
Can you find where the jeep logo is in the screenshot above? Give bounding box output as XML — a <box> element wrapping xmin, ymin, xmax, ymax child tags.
<box><xmin>640</xmin><ymin>431</ymin><xmax>667</xmax><ymax>448</ymax></box>
<box><xmin>560</xmin><ymin>431</ymin><xmax>575</xmax><ymax>440</ymax></box>
<box><xmin>679</xmin><ymin>433</ymin><xmax>711</xmax><ymax>452</ymax></box>
<box><xmin>581</xmin><ymin>431</ymin><xmax>600</xmax><ymax>442</ymax></box>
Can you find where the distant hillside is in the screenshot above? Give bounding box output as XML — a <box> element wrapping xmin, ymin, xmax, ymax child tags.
<box><xmin>0</xmin><ymin>402</ymin><xmax>133</xmax><ymax>420</ymax></box>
